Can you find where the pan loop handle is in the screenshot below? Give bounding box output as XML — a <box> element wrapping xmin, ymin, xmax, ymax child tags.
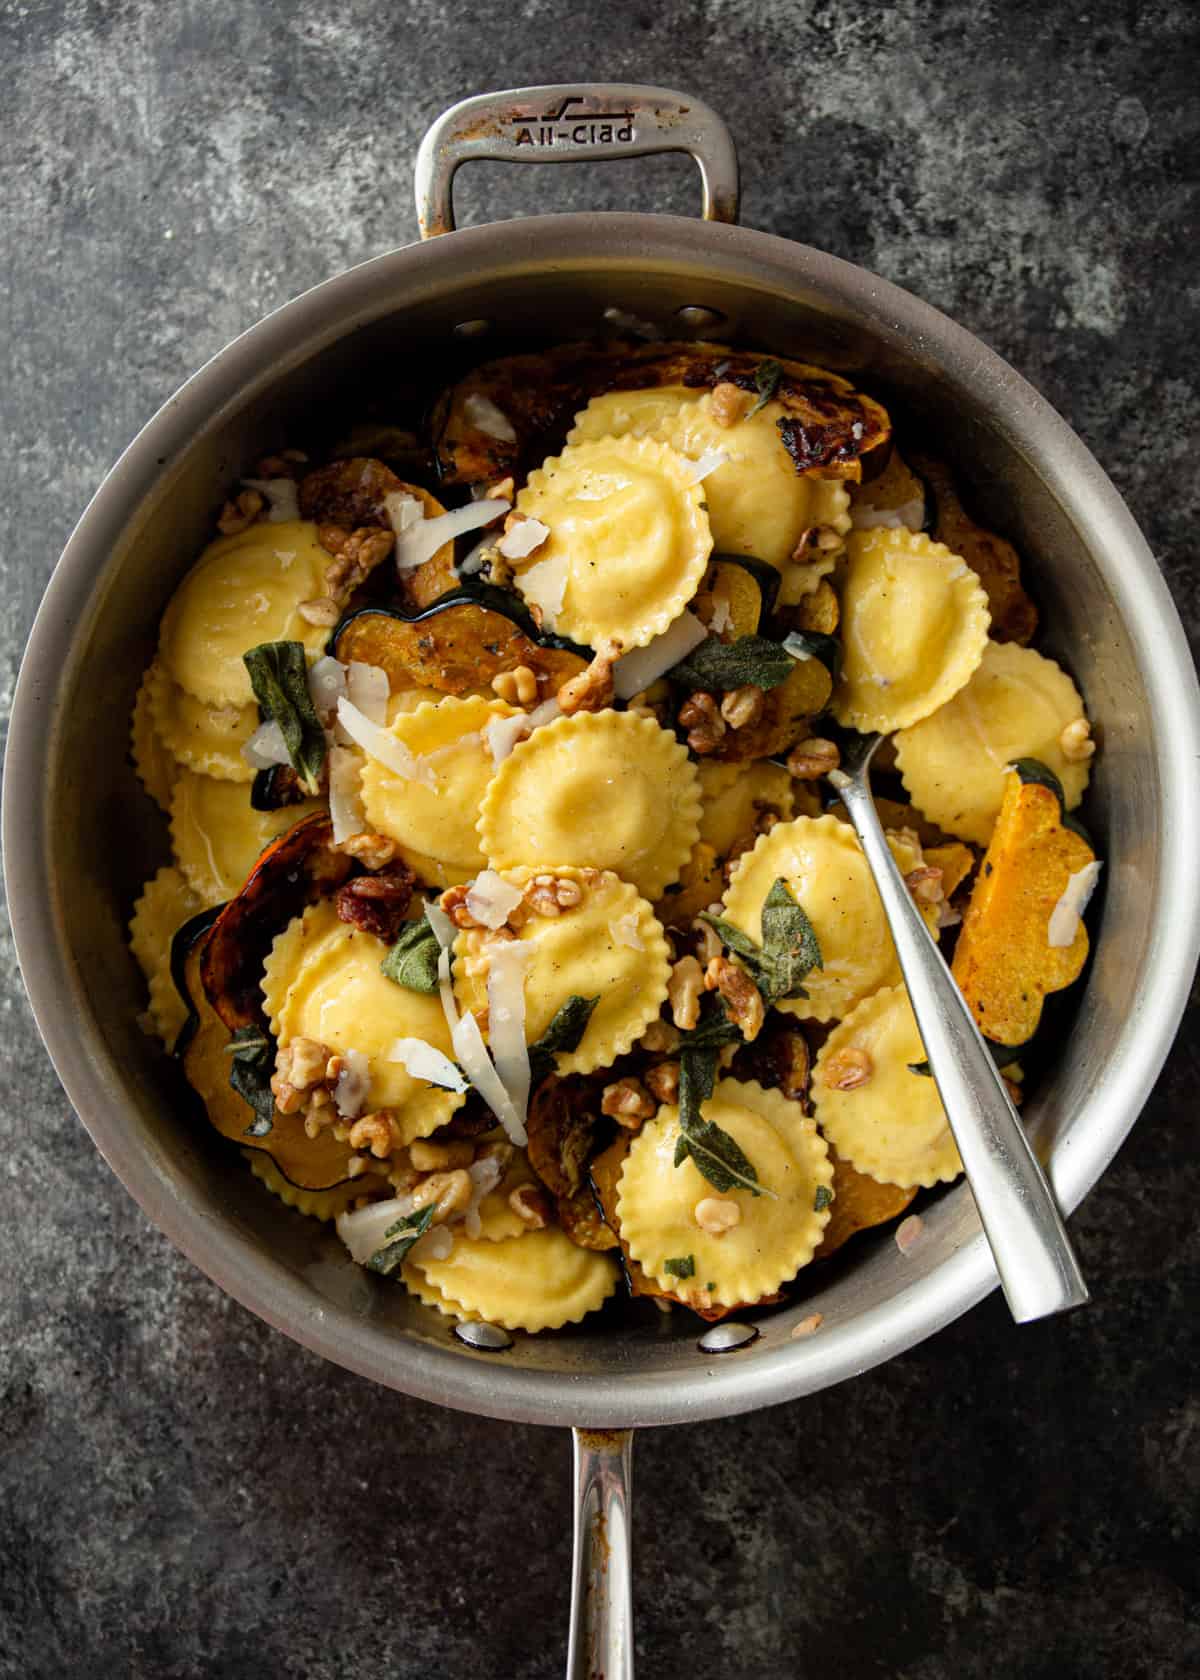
<box><xmin>414</xmin><ymin>84</ymin><xmax>740</xmax><ymax>238</ymax></box>
<box><xmin>567</xmin><ymin>1427</ymin><xmax>635</xmax><ymax>1680</ymax></box>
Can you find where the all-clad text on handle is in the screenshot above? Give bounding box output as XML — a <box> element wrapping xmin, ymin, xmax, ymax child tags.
<box><xmin>415</xmin><ymin>84</ymin><xmax>740</xmax><ymax>237</ymax></box>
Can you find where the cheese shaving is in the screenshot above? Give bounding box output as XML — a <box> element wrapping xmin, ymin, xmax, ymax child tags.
<box><xmin>336</xmin><ymin>1193</ymin><xmax>418</xmax><ymax>1263</ymax></box>
<box><xmin>242</xmin><ymin>477</ymin><xmax>300</xmax><ymax>523</ymax></box>
<box><xmin>517</xmin><ymin>550</ymin><xmax>568</xmax><ymax>627</ymax></box>
<box><xmin>497</xmin><ymin>518</ymin><xmax>550</xmax><ymax>560</ymax></box>
<box><xmin>684</xmin><ymin>446</ymin><xmax>730</xmax><ymax>484</ymax></box>
<box><xmin>241</xmin><ymin>718</ymin><xmax>291</xmax><ymax>769</ymax></box>
<box><xmin>484</xmin><ymin>697</ymin><xmax>561</xmax><ymax>766</ymax></box>
<box><xmin>437</xmin><ymin>947</ymin><xmax>527</xmax><ymax>1145</ymax></box>
<box><xmin>850</xmin><ymin>495</ymin><xmax>926</xmax><ymax>532</ymax></box>
<box><xmin>609</xmin><ymin>910</ymin><xmax>645</xmax><ymax>951</ymax></box>
<box><xmin>387</xmin><ymin>1036</ymin><xmax>469</xmax><ymax>1092</ymax></box>
<box><xmin>328</xmin><ymin>745</ymin><xmax>366</xmax><ymax>843</ymax></box>
<box><xmin>308</xmin><ymin>654</ymin><xmax>348</xmax><ymax>719</ymax></box>
<box><xmin>463</xmin><ymin>391</ymin><xmax>518</xmax><ymax>443</ymax></box>
<box><xmin>392</xmin><ymin>498</ymin><xmax>510</xmax><ymax>575</ymax></box>
<box><xmin>612</xmin><ymin>611</ymin><xmax>707</xmax><ymax>700</ymax></box>
<box><xmin>424</xmin><ymin>899</ymin><xmax>457</xmax><ymax>949</ymax></box>
<box><xmin>1047</xmin><ymin>861</ymin><xmax>1102</xmax><ymax>948</ymax></box>
<box><xmin>332</xmin><ymin>1046</ymin><xmax>370</xmax><ymax>1118</ymax></box>
<box><xmin>463</xmin><ymin>1154</ymin><xmax>504</xmax><ymax>1239</ymax></box>
<box><xmin>346</xmin><ymin>661</ymin><xmax>389</xmax><ymax>725</ymax></box>
<box><xmin>336</xmin><ymin>696</ymin><xmax>436</xmax><ymax>786</ymax></box>
<box><xmin>486</xmin><ymin>939</ymin><xmax>535</xmax><ymax>1134</ymax></box>
<box><xmin>465</xmin><ymin>869</ymin><xmax>525</xmax><ymax>929</ymax></box>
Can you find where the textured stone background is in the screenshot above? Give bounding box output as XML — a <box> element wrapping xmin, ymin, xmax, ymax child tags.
<box><xmin>2</xmin><ymin>2</ymin><xmax>1198</xmax><ymax>1676</ymax></box>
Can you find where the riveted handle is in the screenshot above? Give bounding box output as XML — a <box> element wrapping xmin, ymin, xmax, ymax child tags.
<box><xmin>415</xmin><ymin>84</ymin><xmax>740</xmax><ymax>238</ymax></box>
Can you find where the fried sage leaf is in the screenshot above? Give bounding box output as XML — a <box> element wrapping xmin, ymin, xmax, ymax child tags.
<box><xmin>703</xmin><ymin>878</ymin><xmax>823</xmax><ymax>1006</ymax></box>
<box><xmin>227</xmin><ymin>1024</ymin><xmax>276</xmax><ymax>1135</ymax></box>
<box><xmin>527</xmin><ymin>994</ymin><xmax>599</xmax><ymax>1086</ymax></box>
<box><xmin>366</xmin><ymin>1204</ymin><xmax>437</xmax><ymax>1277</ymax></box>
<box><xmin>673</xmin><ymin>1001</ymin><xmax>764</xmax><ymax>1198</ymax></box>
<box><xmin>243</xmin><ymin>641</ymin><xmax>326</xmax><ymax>795</ymax></box>
<box><xmin>668</xmin><ymin>633</ymin><xmax>795</xmax><ymax>694</ymax></box>
<box><xmin>380</xmin><ymin>918</ymin><xmax>442</xmax><ymax>994</ymax></box>
<box><xmin>746</xmin><ymin>357</ymin><xmax>783</xmax><ymax>419</ymax></box>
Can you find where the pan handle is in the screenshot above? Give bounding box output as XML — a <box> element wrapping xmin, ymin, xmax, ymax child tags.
<box><xmin>415</xmin><ymin>84</ymin><xmax>739</xmax><ymax>238</ymax></box>
<box><xmin>567</xmin><ymin>1427</ymin><xmax>635</xmax><ymax>1680</ymax></box>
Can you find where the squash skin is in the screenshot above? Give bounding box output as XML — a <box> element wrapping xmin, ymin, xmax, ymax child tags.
<box><xmin>951</xmin><ymin>766</ymin><xmax>1096</xmax><ymax>1045</ymax></box>
<box><xmin>433</xmin><ymin>341</ymin><xmax>891</xmax><ymax>488</ymax></box>
<box><xmin>909</xmin><ymin>452</ymin><xmax>1038</xmax><ymax>645</ymax></box>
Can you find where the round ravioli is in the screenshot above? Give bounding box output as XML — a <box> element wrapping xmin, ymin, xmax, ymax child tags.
<box><xmin>454</xmin><ymin>867</ymin><xmax>671</xmax><ymax>1076</ymax></box>
<box><xmin>158</xmin><ymin>519</ymin><xmax>331</xmax><ymax>706</ymax></box>
<box><xmin>832</xmin><ymin>527</ymin><xmax>990</xmax><ymax>732</ymax></box>
<box><xmin>403</xmin><ymin>1227</ymin><xmax>618</xmax><ymax>1331</ymax></box>
<box><xmin>812</xmin><ymin>984</ymin><xmax>963</xmax><ymax>1189</ymax></box>
<box><xmin>722</xmin><ymin>815</ymin><xmax>930</xmax><ymax>1022</ymax></box>
<box><xmin>511</xmin><ymin>434</ymin><xmax>713</xmax><ymax>649</ymax></box>
<box><xmin>170</xmin><ymin>771</ymin><xmax>324</xmax><ymax>906</ymax></box>
<box><xmin>616</xmin><ymin>1079</ymin><xmax>834</xmax><ymax>1307</ymax></box>
<box><xmin>146</xmin><ymin>956</ymin><xmax>191</xmax><ymax>1051</ymax></box>
<box><xmin>129</xmin><ymin>865</ymin><xmax>201</xmax><ymax>984</ymax></box>
<box><xmin>245</xmin><ymin>1149</ymin><xmax>389</xmax><ymax>1220</ymax></box>
<box><xmin>262</xmin><ymin>899</ymin><xmax>464</xmax><ymax>1143</ymax></box>
<box><xmin>131</xmin><ymin>661</ymin><xmax>179</xmax><ymax>813</ymax></box>
<box><xmin>477</xmin><ymin>710</ymin><xmax>701</xmax><ymax>900</ymax></box>
<box><xmin>567</xmin><ymin>385</ymin><xmax>704</xmax><ymax>444</ymax></box>
<box><xmin>697</xmin><ymin>761</ymin><xmax>794</xmax><ymax>860</ymax></box>
<box><xmin>360</xmin><ymin>695</ymin><xmax>518</xmax><ymax>889</ymax></box>
<box><xmin>894</xmin><ymin>641</ymin><xmax>1092</xmax><ymax>845</ymax></box>
<box><xmin>146</xmin><ymin>659</ymin><xmax>259</xmax><ymax>782</ymax></box>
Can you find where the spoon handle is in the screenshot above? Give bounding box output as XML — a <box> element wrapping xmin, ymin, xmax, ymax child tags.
<box><xmin>835</xmin><ymin>773</ymin><xmax>1090</xmax><ymax>1322</ymax></box>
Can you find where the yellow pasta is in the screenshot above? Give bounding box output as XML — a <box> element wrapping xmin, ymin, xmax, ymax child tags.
<box><xmin>359</xmin><ymin>695</ymin><xmax>518</xmax><ymax>888</ymax></box>
<box><xmin>831</xmin><ymin>527</ymin><xmax>990</xmax><ymax>732</ymax></box>
<box><xmin>245</xmin><ymin>1150</ymin><xmax>389</xmax><ymax>1219</ymax></box>
<box><xmin>453</xmin><ymin>867</ymin><xmax>671</xmax><ymax>1076</ymax></box>
<box><xmin>146</xmin><ymin>659</ymin><xmax>259</xmax><ymax>782</ymax></box>
<box><xmin>697</xmin><ymin>761</ymin><xmax>794</xmax><ymax>860</ymax></box>
<box><xmin>567</xmin><ymin>386</ymin><xmax>704</xmax><ymax>444</ymax></box>
<box><xmin>894</xmin><ymin>640</ymin><xmax>1092</xmax><ymax>845</ymax></box>
<box><xmin>129</xmin><ymin>865</ymin><xmax>201</xmax><ymax>984</ymax></box>
<box><xmin>477</xmin><ymin>710</ymin><xmax>701</xmax><ymax>900</ymax></box>
<box><xmin>170</xmin><ymin>771</ymin><xmax>324</xmax><ymax>906</ymax></box>
<box><xmin>722</xmin><ymin>815</ymin><xmax>932</xmax><ymax>1021</ymax></box>
<box><xmin>404</xmin><ymin>1227</ymin><xmax>619</xmax><ymax>1331</ymax></box>
<box><xmin>262</xmin><ymin>899</ymin><xmax>464</xmax><ymax>1143</ymax></box>
<box><xmin>511</xmin><ymin>434</ymin><xmax>713</xmax><ymax>649</ymax></box>
<box><xmin>616</xmin><ymin>1079</ymin><xmax>834</xmax><ymax>1306</ymax></box>
<box><xmin>130</xmin><ymin>661</ymin><xmax>179</xmax><ymax>813</ymax></box>
<box><xmin>158</xmin><ymin>520</ymin><xmax>331</xmax><ymax>706</ymax></box>
<box><xmin>812</xmin><ymin>985</ymin><xmax>963</xmax><ymax>1189</ymax></box>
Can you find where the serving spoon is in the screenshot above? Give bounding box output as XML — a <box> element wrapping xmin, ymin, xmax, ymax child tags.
<box><xmin>827</xmin><ymin>733</ymin><xmax>1090</xmax><ymax>1322</ymax></box>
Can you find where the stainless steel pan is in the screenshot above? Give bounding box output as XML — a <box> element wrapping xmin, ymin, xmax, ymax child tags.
<box><xmin>6</xmin><ymin>86</ymin><xmax>1200</xmax><ymax>1679</ymax></box>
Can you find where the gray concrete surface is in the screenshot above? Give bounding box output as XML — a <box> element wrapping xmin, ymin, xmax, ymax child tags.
<box><xmin>2</xmin><ymin>1</ymin><xmax>1198</xmax><ymax>1675</ymax></box>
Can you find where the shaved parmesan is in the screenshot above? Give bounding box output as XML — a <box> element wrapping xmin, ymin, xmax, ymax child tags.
<box><xmin>684</xmin><ymin>446</ymin><xmax>730</xmax><ymax>484</ymax></box>
<box><xmin>462</xmin><ymin>1153</ymin><xmax>504</xmax><ymax>1239</ymax></box>
<box><xmin>465</xmin><ymin>869</ymin><xmax>525</xmax><ymax>930</ymax></box>
<box><xmin>387</xmin><ymin>1037</ymin><xmax>469</xmax><ymax>1092</ymax></box>
<box><xmin>384</xmin><ymin>491</ymin><xmax>425</xmax><ymax>542</ymax></box>
<box><xmin>241</xmin><ymin>718</ymin><xmax>291</xmax><ymax>770</ymax></box>
<box><xmin>782</xmin><ymin>631</ymin><xmax>819</xmax><ymax>662</ymax></box>
<box><xmin>336</xmin><ymin>1194</ymin><xmax>418</xmax><ymax>1263</ymax></box>
<box><xmin>328</xmin><ymin>745</ymin><xmax>366</xmax><ymax>843</ymax></box>
<box><xmin>497</xmin><ymin>517</ymin><xmax>550</xmax><ymax>560</ymax></box>
<box><xmin>346</xmin><ymin>661</ymin><xmax>389</xmax><ymax>725</ymax></box>
<box><xmin>336</xmin><ymin>696</ymin><xmax>436</xmax><ymax>786</ymax></box>
<box><xmin>308</xmin><ymin>654</ymin><xmax>348</xmax><ymax>719</ymax></box>
<box><xmin>484</xmin><ymin>697</ymin><xmax>561</xmax><ymax>766</ymax></box>
<box><xmin>437</xmin><ymin>947</ymin><xmax>528</xmax><ymax>1145</ymax></box>
<box><xmin>457</xmin><ymin>536</ymin><xmax>493</xmax><ymax>577</ymax></box>
<box><xmin>410</xmin><ymin>1225</ymin><xmax>454</xmax><ymax>1263</ymax></box>
<box><xmin>1047</xmin><ymin>861</ymin><xmax>1102</xmax><ymax>948</ymax></box>
<box><xmin>851</xmin><ymin>495</ymin><xmax>926</xmax><ymax>532</ymax></box>
<box><xmin>332</xmin><ymin>1046</ymin><xmax>370</xmax><ymax>1118</ymax></box>
<box><xmin>518</xmin><ymin>550</ymin><xmax>568</xmax><ymax>627</ymax></box>
<box><xmin>392</xmin><ymin>498</ymin><xmax>511</xmax><ymax>575</ymax></box>
<box><xmin>487</xmin><ymin>939</ymin><xmax>534</xmax><ymax>1132</ymax></box>
<box><xmin>242</xmin><ymin>477</ymin><xmax>300</xmax><ymax>523</ymax></box>
<box><xmin>708</xmin><ymin>596</ymin><xmax>734</xmax><ymax>636</ymax></box>
<box><xmin>609</xmin><ymin>911</ymin><xmax>645</xmax><ymax>951</ymax></box>
<box><xmin>612</xmin><ymin>611</ymin><xmax>707</xmax><ymax>700</ymax></box>
<box><xmin>424</xmin><ymin>899</ymin><xmax>457</xmax><ymax>949</ymax></box>
<box><xmin>464</xmin><ymin>391</ymin><xmax>518</xmax><ymax>442</ymax></box>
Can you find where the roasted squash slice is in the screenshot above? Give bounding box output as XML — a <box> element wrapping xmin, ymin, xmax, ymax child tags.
<box><xmin>298</xmin><ymin>456</ymin><xmax>456</xmax><ymax>612</ymax></box>
<box><xmin>526</xmin><ymin>1074</ymin><xmax>600</xmax><ymax>1199</ymax></box>
<box><xmin>433</xmin><ymin>341</ymin><xmax>891</xmax><ymax>487</ymax></box>
<box><xmin>692</xmin><ymin>555</ymin><xmax>780</xmax><ymax>640</ymax></box>
<box><xmin>780</xmin><ymin>578</ymin><xmax>840</xmax><ymax>637</ymax></box>
<box><xmin>332</xmin><ymin>592</ymin><xmax>589</xmax><ymax>699</ymax></box>
<box><xmin>951</xmin><ymin>762</ymin><xmax>1097</xmax><ymax>1045</ymax></box>
<box><xmin>711</xmin><ymin>654</ymin><xmax>833</xmax><ymax>762</ymax></box>
<box><xmin>812</xmin><ymin>1146</ymin><xmax>917</xmax><ymax>1259</ymax></box>
<box><xmin>909</xmin><ymin>452</ymin><xmax>1038</xmax><ymax>645</ymax></box>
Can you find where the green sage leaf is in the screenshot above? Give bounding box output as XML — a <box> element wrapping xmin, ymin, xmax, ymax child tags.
<box><xmin>228</xmin><ymin>1023</ymin><xmax>276</xmax><ymax>1135</ymax></box>
<box><xmin>380</xmin><ymin>919</ymin><xmax>442</xmax><ymax>993</ymax></box>
<box><xmin>701</xmin><ymin>878</ymin><xmax>823</xmax><ymax>1008</ymax></box>
<box><xmin>674</xmin><ymin>1037</ymin><xmax>764</xmax><ymax>1198</ymax></box>
<box><xmin>814</xmin><ymin>1185</ymin><xmax>833</xmax><ymax>1212</ymax></box>
<box><xmin>528</xmin><ymin>994</ymin><xmax>599</xmax><ymax>1086</ymax></box>
<box><xmin>243</xmin><ymin>641</ymin><xmax>326</xmax><ymax>795</ymax></box>
<box><xmin>367</xmin><ymin>1203</ymin><xmax>437</xmax><ymax>1276</ymax></box>
<box><xmin>664</xmin><ymin>1255</ymin><xmax>695</xmax><ymax>1279</ymax></box>
<box><xmin>667</xmin><ymin>633</ymin><xmax>795</xmax><ymax>694</ymax></box>
<box><xmin>746</xmin><ymin>357</ymin><xmax>783</xmax><ymax>419</ymax></box>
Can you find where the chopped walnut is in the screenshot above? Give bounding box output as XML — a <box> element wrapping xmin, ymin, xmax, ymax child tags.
<box><xmin>904</xmin><ymin>865</ymin><xmax>944</xmax><ymax>906</ymax></box>
<box><xmin>276</xmin><ymin>1036</ymin><xmax>330</xmax><ymax>1092</ymax></box>
<box><xmin>411</xmin><ymin>1168</ymin><xmax>474</xmax><ymax>1223</ymax></box>
<box><xmin>487</xmin><ymin>475</ymin><xmax>516</xmax><ymax>503</ymax></box>
<box><xmin>322</xmin><ymin>526</ymin><xmax>395</xmax><ymax>600</ymax></box>
<box><xmin>691</xmin><ymin>918</ymin><xmax>723</xmax><ymax>964</ymax></box>
<box><xmin>694</xmin><ymin>1196</ymin><xmax>741</xmax><ymax>1235</ymax></box>
<box><xmin>336</xmin><ymin>831</ymin><xmax>401</xmax><ymax>870</ymax></box>
<box><xmin>787</xmin><ymin>737</ymin><xmax>840</xmax><ymax>780</ymax></box>
<box><xmin>298</xmin><ymin>596</ymin><xmax>341</xmax><ymax>627</ymax></box>
<box><xmin>703</xmin><ymin>955</ymin><xmax>765</xmax><ymax>1042</ymax></box>
<box><xmin>667</xmin><ymin>955</ymin><xmax>705</xmax><ymax>1031</ymax></box>
<box><xmin>639</xmin><ymin>1018</ymin><xmax>681</xmax><ymax>1054</ymax></box>
<box><xmin>410</xmin><ymin>1138</ymin><xmax>475</xmax><ymax>1172</ymax></box>
<box><xmin>508</xmin><ymin>1183</ymin><xmax>552</xmax><ymax>1230</ymax></box>
<box><xmin>1060</xmin><ymin>718</ymin><xmax>1095</xmax><ymax>763</ymax></box>
<box><xmin>346</xmin><ymin>1154</ymin><xmax>372</xmax><ymax>1180</ymax></box>
<box><xmin>643</xmin><ymin>1060</ymin><xmax>681</xmax><ymax>1104</ymax></box>
<box><xmin>525</xmin><ymin>873</ymin><xmax>584</xmax><ymax>917</ymax></box>
<box><xmin>216</xmin><ymin>489</ymin><xmax>265</xmax><ymax>536</ymax></box>
<box><xmin>492</xmin><ymin>665</ymin><xmax>540</xmax><ymax>706</ymax></box>
<box><xmin>822</xmin><ymin>1046</ymin><xmax>873</xmax><ymax>1091</ymax></box>
<box><xmin>678</xmin><ymin>691</ymin><xmax>726</xmax><ymax>754</ymax></box>
<box><xmin>710</xmin><ymin>381</ymin><xmax>752</xmax><ymax>427</ymax></box>
<box><xmin>719</xmin><ymin>685</ymin><xmax>765</xmax><ymax>730</ymax></box>
<box><xmin>438</xmin><ymin>882</ymin><xmax>484</xmax><ymax>930</ymax></box>
<box><xmin>1003</xmin><ymin>1076</ymin><xmax>1024</xmax><ymax>1109</ymax></box>
<box><xmin>601</xmin><ymin>1077</ymin><xmax>656</xmax><ymax>1125</ymax></box>
<box><xmin>335</xmin><ymin>868</ymin><xmax>415</xmax><ymax>942</ymax></box>
<box><xmin>557</xmin><ymin>640</ymin><xmax>620</xmax><ymax>715</ymax></box>
<box><xmin>815</xmin><ymin>528</ymin><xmax>843</xmax><ymax>552</ymax></box>
<box><xmin>348</xmin><ymin>1110</ymin><xmax>404</xmax><ymax>1160</ymax></box>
